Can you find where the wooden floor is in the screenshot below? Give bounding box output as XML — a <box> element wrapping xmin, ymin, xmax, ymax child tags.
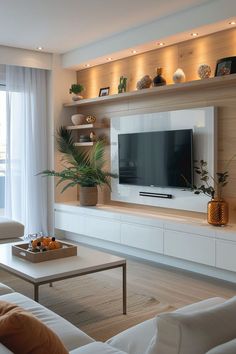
<box><xmin>0</xmin><ymin>249</ymin><xmax>236</xmax><ymax>341</ymax></box>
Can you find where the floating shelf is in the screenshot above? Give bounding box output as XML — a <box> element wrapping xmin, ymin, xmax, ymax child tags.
<box><xmin>63</xmin><ymin>74</ymin><xmax>236</xmax><ymax>108</ymax></box>
<box><xmin>74</xmin><ymin>142</ymin><xmax>94</xmax><ymax>147</ymax></box>
<box><xmin>66</xmin><ymin>123</ymin><xmax>105</xmax><ymax>130</ymax></box>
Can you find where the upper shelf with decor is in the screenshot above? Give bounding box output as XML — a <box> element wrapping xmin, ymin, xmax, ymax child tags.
<box><xmin>63</xmin><ymin>74</ymin><xmax>236</xmax><ymax>108</ymax></box>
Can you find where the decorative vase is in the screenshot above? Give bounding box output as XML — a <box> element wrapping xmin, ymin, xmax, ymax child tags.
<box><xmin>79</xmin><ymin>186</ymin><xmax>98</xmax><ymax>206</ymax></box>
<box><xmin>173</xmin><ymin>68</ymin><xmax>186</xmax><ymax>83</ymax></box>
<box><xmin>207</xmin><ymin>198</ymin><xmax>229</xmax><ymax>226</ymax></box>
<box><xmin>72</xmin><ymin>94</ymin><xmax>83</xmax><ymax>101</ymax></box>
<box><xmin>198</xmin><ymin>64</ymin><xmax>211</xmax><ymax>79</ymax></box>
<box><xmin>71</xmin><ymin>114</ymin><xmax>85</xmax><ymax>125</ymax></box>
<box><xmin>153</xmin><ymin>67</ymin><xmax>166</xmax><ymax>86</ymax></box>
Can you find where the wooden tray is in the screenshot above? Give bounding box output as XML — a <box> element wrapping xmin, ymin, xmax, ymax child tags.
<box><xmin>12</xmin><ymin>241</ymin><xmax>77</xmax><ymax>263</ymax></box>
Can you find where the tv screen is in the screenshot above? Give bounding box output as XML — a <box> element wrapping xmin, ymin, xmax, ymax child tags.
<box><xmin>118</xmin><ymin>129</ymin><xmax>193</xmax><ymax>188</ymax></box>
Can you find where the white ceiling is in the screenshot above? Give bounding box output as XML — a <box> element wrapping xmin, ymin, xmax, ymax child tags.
<box><xmin>0</xmin><ymin>0</ymin><xmax>211</xmax><ymax>53</ymax></box>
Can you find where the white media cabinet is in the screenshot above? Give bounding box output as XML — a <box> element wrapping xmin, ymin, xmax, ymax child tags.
<box><xmin>54</xmin><ymin>202</ymin><xmax>236</xmax><ymax>283</ymax></box>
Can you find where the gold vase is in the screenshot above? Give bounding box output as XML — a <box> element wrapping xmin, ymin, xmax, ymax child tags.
<box><xmin>207</xmin><ymin>198</ymin><xmax>229</xmax><ymax>226</ymax></box>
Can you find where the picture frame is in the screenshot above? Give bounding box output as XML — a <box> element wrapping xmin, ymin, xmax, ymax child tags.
<box><xmin>215</xmin><ymin>56</ymin><xmax>236</xmax><ymax>76</ymax></box>
<box><xmin>99</xmin><ymin>87</ymin><xmax>110</xmax><ymax>97</ymax></box>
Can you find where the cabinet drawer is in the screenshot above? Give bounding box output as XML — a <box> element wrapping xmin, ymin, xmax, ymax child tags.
<box><xmin>164</xmin><ymin>230</ymin><xmax>215</xmax><ymax>266</ymax></box>
<box><xmin>84</xmin><ymin>216</ymin><xmax>120</xmax><ymax>243</ymax></box>
<box><xmin>121</xmin><ymin>223</ymin><xmax>163</xmax><ymax>253</ymax></box>
<box><xmin>216</xmin><ymin>240</ymin><xmax>236</xmax><ymax>272</ymax></box>
<box><xmin>54</xmin><ymin>210</ymin><xmax>85</xmax><ymax>234</ymax></box>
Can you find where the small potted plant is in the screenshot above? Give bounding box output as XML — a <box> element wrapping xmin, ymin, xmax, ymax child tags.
<box><xmin>185</xmin><ymin>157</ymin><xmax>235</xmax><ymax>226</ymax></box>
<box><xmin>69</xmin><ymin>84</ymin><xmax>84</xmax><ymax>101</ymax></box>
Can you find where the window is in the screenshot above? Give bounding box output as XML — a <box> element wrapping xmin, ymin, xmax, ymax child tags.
<box><xmin>0</xmin><ymin>90</ymin><xmax>6</xmax><ymax>214</ymax></box>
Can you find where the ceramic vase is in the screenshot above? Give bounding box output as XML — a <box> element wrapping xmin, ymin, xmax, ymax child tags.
<box><xmin>173</xmin><ymin>68</ymin><xmax>186</xmax><ymax>83</ymax></box>
<box><xmin>153</xmin><ymin>67</ymin><xmax>166</xmax><ymax>87</ymax></box>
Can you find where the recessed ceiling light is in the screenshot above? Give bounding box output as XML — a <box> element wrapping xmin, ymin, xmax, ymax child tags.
<box><xmin>229</xmin><ymin>21</ymin><xmax>236</xmax><ymax>25</ymax></box>
<box><xmin>157</xmin><ymin>42</ymin><xmax>165</xmax><ymax>46</ymax></box>
<box><xmin>36</xmin><ymin>46</ymin><xmax>43</xmax><ymax>50</ymax></box>
<box><xmin>131</xmin><ymin>50</ymin><xmax>137</xmax><ymax>54</ymax></box>
<box><xmin>191</xmin><ymin>33</ymin><xmax>198</xmax><ymax>37</ymax></box>
<box><xmin>106</xmin><ymin>57</ymin><xmax>112</xmax><ymax>61</ymax></box>
<box><xmin>84</xmin><ymin>64</ymin><xmax>90</xmax><ymax>67</ymax></box>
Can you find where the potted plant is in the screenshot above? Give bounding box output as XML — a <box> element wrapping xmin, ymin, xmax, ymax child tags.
<box><xmin>185</xmin><ymin>158</ymin><xmax>235</xmax><ymax>226</ymax></box>
<box><xmin>41</xmin><ymin>126</ymin><xmax>117</xmax><ymax>206</ymax></box>
<box><xmin>69</xmin><ymin>84</ymin><xmax>84</xmax><ymax>101</ymax></box>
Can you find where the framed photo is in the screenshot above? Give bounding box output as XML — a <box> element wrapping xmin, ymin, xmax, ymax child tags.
<box><xmin>215</xmin><ymin>56</ymin><xmax>236</xmax><ymax>76</ymax></box>
<box><xmin>99</xmin><ymin>87</ymin><xmax>110</xmax><ymax>97</ymax></box>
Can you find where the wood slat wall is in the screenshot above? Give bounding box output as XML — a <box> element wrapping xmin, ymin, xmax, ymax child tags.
<box><xmin>61</xmin><ymin>28</ymin><xmax>236</xmax><ymax>221</ymax></box>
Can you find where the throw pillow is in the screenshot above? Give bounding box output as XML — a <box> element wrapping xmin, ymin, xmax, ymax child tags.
<box><xmin>145</xmin><ymin>296</ymin><xmax>229</xmax><ymax>354</ymax></box>
<box><xmin>0</xmin><ymin>300</ymin><xmax>69</xmax><ymax>354</ymax></box>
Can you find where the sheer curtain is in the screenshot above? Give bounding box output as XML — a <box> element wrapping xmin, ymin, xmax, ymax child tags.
<box><xmin>5</xmin><ymin>65</ymin><xmax>49</xmax><ymax>234</ymax></box>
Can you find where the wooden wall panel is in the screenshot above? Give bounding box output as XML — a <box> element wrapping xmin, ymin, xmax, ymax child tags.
<box><xmin>64</xmin><ymin>28</ymin><xmax>236</xmax><ymax>222</ymax></box>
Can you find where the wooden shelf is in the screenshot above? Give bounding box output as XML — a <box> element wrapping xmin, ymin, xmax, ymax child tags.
<box><xmin>66</xmin><ymin>123</ymin><xmax>105</xmax><ymax>130</ymax></box>
<box><xmin>74</xmin><ymin>142</ymin><xmax>94</xmax><ymax>147</ymax></box>
<box><xmin>63</xmin><ymin>74</ymin><xmax>236</xmax><ymax>108</ymax></box>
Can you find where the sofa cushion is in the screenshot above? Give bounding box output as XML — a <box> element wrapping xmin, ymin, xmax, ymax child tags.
<box><xmin>0</xmin><ymin>217</ymin><xmax>24</xmax><ymax>240</ymax></box>
<box><xmin>0</xmin><ymin>343</ymin><xmax>13</xmax><ymax>354</ymax></box>
<box><xmin>0</xmin><ymin>283</ymin><xmax>14</xmax><ymax>296</ymax></box>
<box><xmin>107</xmin><ymin>318</ymin><xmax>156</xmax><ymax>354</ymax></box>
<box><xmin>146</xmin><ymin>296</ymin><xmax>227</xmax><ymax>354</ymax></box>
<box><xmin>206</xmin><ymin>339</ymin><xmax>236</xmax><ymax>354</ymax></box>
<box><xmin>0</xmin><ymin>292</ymin><xmax>94</xmax><ymax>351</ymax></box>
<box><xmin>69</xmin><ymin>342</ymin><xmax>127</xmax><ymax>354</ymax></box>
<box><xmin>0</xmin><ymin>300</ymin><xmax>68</xmax><ymax>354</ymax></box>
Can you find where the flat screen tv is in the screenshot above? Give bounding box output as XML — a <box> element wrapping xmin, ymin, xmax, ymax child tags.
<box><xmin>118</xmin><ymin>129</ymin><xmax>193</xmax><ymax>188</ymax></box>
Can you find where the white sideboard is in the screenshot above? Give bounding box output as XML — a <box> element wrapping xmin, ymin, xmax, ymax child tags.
<box><xmin>54</xmin><ymin>202</ymin><xmax>236</xmax><ymax>283</ymax></box>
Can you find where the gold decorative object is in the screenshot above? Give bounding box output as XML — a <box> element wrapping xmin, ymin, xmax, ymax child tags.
<box><xmin>86</xmin><ymin>115</ymin><xmax>96</xmax><ymax>124</ymax></box>
<box><xmin>207</xmin><ymin>198</ymin><xmax>229</xmax><ymax>226</ymax></box>
<box><xmin>198</xmin><ymin>64</ymin><xmax>211</xmax><ymax>79</ymax></box>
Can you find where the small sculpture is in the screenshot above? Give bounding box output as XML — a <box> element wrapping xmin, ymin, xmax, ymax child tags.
<box><xmin>89</xmin><ymin>131</ymin><xmax>96</xmax><ymax>142</ymax></box>
<box><xmin>198</xmin><ymin>64</ymin><xmax>211</xmax><ymax>79</ymax></box>
<box><xmin>136</xmin><ymin>75</ymin><xmax>152</xmax><ymax>90</ymax></box>
<box><xmin>153</xmin><ymin>67</ymin><xmax>166</xmax><ymax>86</ymax></box>
<box><xmin>118</xmin><ymin>76</ymin><xmax>127</xmax><ymax>93</ymax></box>
<box><xmin>86</xmin><ymin>115</ymin><xmax>96</xmax><ymax>124</ymax></box>
<box><xmin>173</xmin><ymin>68</ymin><xmax>186</xmax><ymax>83</ymax></box>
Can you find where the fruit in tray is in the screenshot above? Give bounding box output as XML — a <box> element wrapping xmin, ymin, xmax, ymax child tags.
<box><xmin>29</xmin><ymin>236</ymin><xmax>62</xmax><ymax>253</ymax></box>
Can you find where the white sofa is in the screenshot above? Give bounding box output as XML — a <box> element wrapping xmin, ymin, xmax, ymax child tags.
<box><xmin>0</xmin><ymin>283</ymin><xmax>236</xmax><ymax>354</ymax></box>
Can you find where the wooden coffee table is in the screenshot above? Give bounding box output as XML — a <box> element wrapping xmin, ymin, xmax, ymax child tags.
<box><xmin>0</xmin><ymin>242</ymin><xmax>127</xmax><ymax>314</ymax></box>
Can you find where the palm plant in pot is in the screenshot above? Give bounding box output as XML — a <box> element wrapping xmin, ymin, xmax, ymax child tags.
<box><xmin>41</xmin><ymin>126</ymin><xmax>117</xmax><ymax>206</ymax></box>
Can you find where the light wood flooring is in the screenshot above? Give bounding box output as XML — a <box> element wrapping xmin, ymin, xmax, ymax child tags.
<box><xmin>0</xmin><ymin>248</ymin><xmax>236</xmax><ymax>341</ymax></box>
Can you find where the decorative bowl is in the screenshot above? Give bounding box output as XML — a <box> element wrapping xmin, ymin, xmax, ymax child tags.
<box><xmin>71</xmin><ymin>114</ymin><xmax>85</xmax><ymax>125</ymax></box>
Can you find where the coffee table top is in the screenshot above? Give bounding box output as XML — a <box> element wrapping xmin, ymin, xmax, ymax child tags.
<box><xmin>0</xmin><ymin>242</ymin><xmax>126</xmax><ymax>284</ymax></box>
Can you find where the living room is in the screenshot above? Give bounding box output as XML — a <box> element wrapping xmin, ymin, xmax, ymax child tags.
<box><xmin>1</xmin><ymin>0</ymin><xmax>236</xmax><ymax>353</ymax></box>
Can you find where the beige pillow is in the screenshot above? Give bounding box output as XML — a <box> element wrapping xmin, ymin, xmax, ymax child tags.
<box><xmin>146</xmin><ymin>296</ymin><xmax>236</xmax><ymax>354</ymax></box>
<box><xmin>0</xmin><ymin>300</ymin><xmax>69</xmax><ymax>354</ymax></box>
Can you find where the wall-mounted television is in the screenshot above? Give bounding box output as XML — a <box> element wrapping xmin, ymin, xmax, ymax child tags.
<box><xmin>118</xmin><ymin>129</ymin><xmax>193</xmax><ymax>188</ymax></box>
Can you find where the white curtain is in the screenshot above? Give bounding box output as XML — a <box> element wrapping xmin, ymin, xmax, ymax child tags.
<box><xmin>5</xmin><ymin>65</ymin><xmax>49</xmax><ymax>234</ymax></box>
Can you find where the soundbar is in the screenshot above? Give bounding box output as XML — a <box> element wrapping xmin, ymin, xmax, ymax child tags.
<box><xmin>139</xmin><ymin>192</ymin><xmax>173</xmax><ymax>199</ymax></box>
